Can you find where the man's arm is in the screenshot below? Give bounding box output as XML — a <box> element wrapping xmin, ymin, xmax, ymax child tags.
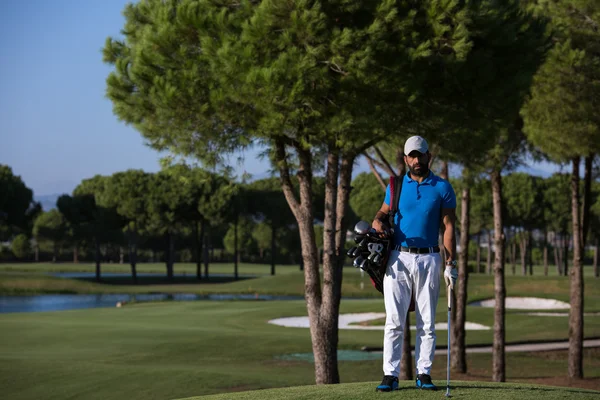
<box><xmin>372</xmin><ymin>202</ymin><xmax>391</xmax><ymax>235</ymax></box>
<box><xmin>441</xmin><ymin>207</ymin><xmax>456</xmax><ymax>264</ymax></box>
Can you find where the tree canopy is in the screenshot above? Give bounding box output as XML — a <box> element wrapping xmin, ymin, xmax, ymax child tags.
<box><xmin>0</xmin><ymin>165</ymin><xmax>35</xmax><ymax>241</ymax></box>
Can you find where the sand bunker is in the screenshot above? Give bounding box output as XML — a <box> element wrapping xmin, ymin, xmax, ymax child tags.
<box><xmin>469</xmin><ymin>297</ymin><xmax>570</xmax><ymax>310</ymax></box>
<box><xmin>269</xmin><ymin>298</ymin><xmax>574</xmax><ymax>331</ymax></box>
<box><xmin>268</xmin><ymin>312</ymin><xmax>490</xmax><ymax>331</ymax></box>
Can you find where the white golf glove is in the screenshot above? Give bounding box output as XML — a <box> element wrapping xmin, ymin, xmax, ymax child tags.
<box><xmin>444</xmin><ymin>266</ymin><xmax>457</xmax><ymax>290</ymax></box>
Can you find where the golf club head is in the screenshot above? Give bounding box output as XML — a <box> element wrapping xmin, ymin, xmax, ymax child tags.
<box><xmin>351</xmin><ymin>247</ymin><xmax>363</xmax><ymax>257</ymax></box>
<box><xmin>357</xmin><ymin>238</ymin><xmax>368</xmax><ymax>250</ymax></box>
<box><xmin>359</xmin><ymin>258</ymin><xmax>368</xmax><ymax>270</ymax></box>
<box><xmin>346</xmin><ymin>247</ymin><xmax>357</xmax><ymax>258</ymax></box>
<box><xmin>353</xmin><ymin>256</ymin><xmax>365</xmax><ymax>269</ymax></box>
<box><xmin>353</xmin><ymin>220</ymin><xmax>370</xmax><ymax>235</ymax></box>
<box><xmin>354</xmin><ymin>234</ymin><xmax>364</xmax><ymax>244</ymax></box>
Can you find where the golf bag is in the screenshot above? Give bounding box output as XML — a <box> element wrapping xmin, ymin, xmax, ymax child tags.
<box><xmin>346</xmin><ymin>221</ymin><xmax>391</xmax><ymax>294</ymax></box>
<box><xmin>346</xmin><ymin>174</ymin><xmax>403</xmax><ymax>294</ymax></box>
<box><xmin>346</xmin><ymin>174</ymin><xmax>415</xmax><ymax>310</ymax></box>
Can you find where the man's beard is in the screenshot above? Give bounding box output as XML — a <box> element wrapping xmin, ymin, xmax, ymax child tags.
<box><xmin>408</xmin><ymin>163</ymin><xmax>429</xmax><ymax>177</ymax></box>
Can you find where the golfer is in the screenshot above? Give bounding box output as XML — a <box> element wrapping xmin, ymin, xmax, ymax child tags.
<box><xmin>371</xmin><ymin>135</ymin><xmax>457</xmax><ymax>392</ymax></box>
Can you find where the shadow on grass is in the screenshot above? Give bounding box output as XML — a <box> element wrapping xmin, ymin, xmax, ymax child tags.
<box><xmin>74</xmin><ymin>275</ymin><xmax>254</xmax><ymax>286</ymax></box>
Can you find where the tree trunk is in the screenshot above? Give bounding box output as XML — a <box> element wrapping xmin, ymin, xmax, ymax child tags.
<box><xmin>543</xmin><ymin>228</ymin><xmax>549</xmax><ymax>276</ymax></box>
<box><xmin>234</xmin><ymin>210</ymin><xmax>239</xmax><ymax>280</ymax></box>
<box><xmin>119</xmin><ymin>247</ymin><xmax>124</xmax><ymax>264</ymax></box>
<box><xmin>313</xmin><ymin>149</ymin><xmax>341</xmax><ymax>384</ymax></box>
<box><xmin>203</xmin><ymin>226</ymin><xmax>210</xmax><ymax>280</ymax></box>
<box><xmin>594</xmin><ymin>238</ymin><xmax>598</xmax><ymax>278</ymax></box>
<box><xmin>276</xmin><ymin>140</ymin><xmax>345</xmax><ymax>384</ymax></box>
<box><xmin>165</xmin><ymin>232</ymin><xmax>174</xmax><ymax>280</ymax></box>
<box><xmin>400</xmin><ymin>313</ymin><xmax>412</xmax><ymax>380</ymax></box>
<box><xmin>528</xmin><ymin>230</ymin><xmax>534</xmax><ymax>276</ymax></box>
<box><xmin>555</xmin><ymin>235</ymin><xmax>562</xmax><ymax>275</ymax></box>
<box><xmin>520</xmin><ymin>233</ymin><xmax>527</xmax><ymax>276</ymax></box>
<box><xmin>439</xmin><ymin>160</ymin><xmax>449</xmax><ymax>180</ymax></box>
<box><xmin>396</xmin><ymin>149</ymin><xmax>406</xmax><ymax>176</ymax></box>
<box><xmin>544</xmin><ymin>245</ymin><xmax>549</xmax><ymax>276</ymax></box>
<box><xmin>568</xmin><ymin>157</ymin><xmax>584</xmax><ymax>379</ymax></box>
<box><xmin>73</xmin><ymin>246</ymin><xmax>79</xmax><ymax>263</ymax></box>
<box><xmin>34</xmin><ymin>244</ymin><xmax>39</xmax><ymax>262</ymax></box>
<box><xmin>452</xmin><ymin>185</ymin><xmax>469</xmax><ymax>373</ymax></box>
<box><xmin>511</xmin><ymin>239</ymin><xmax>516</xmax><ymax>275</ymax></box>
<box><xmin>438</xmin><ymin>162</ymin><xmax>449</xmax><ymax>263</ymax></box>
<box><xmin>95</xmin><ymin>237</ymin><xmax>101</xmax><ymax>282</ymax></box>
<box><xmin>563</xmin><ymin>233</ymin><xmax>569</xmax><ymax>276</ymax></box>
<box><xmin>195</xmin><ymin>221</ymin><xmax>202</xmax><ymax>280</ymax></box>
<box><xmin>271</xmin><ymin>222</ymin><xmax>276</xmax><ymax>276</ymax></box>
<box><xmin>366</xmin><ymin>155</ymin><xmax>387</xmax><ymax>190</ymax></box>
<box><xmin>490</xmin><ymin>170</ymin><xmax>506</xmax><ymax>382</ymax></box>
<box><xmin>486</xmin><ymin>231</ymin><xmax>492</xmax><ymax>275</ymax></box>
<box><xmin>476</xmin><ymin>233</ymin><xmax>481</xmax><ymax>273</ymax></box>
<box><xmin>581</xmin><ymin>154</ymin><xmax>593</xmax><ymax>247</ymax></box>
<box><xmin>129</xmin><ymin>241</ymin><xmax>138</xmax><ymax>284</ymax></box>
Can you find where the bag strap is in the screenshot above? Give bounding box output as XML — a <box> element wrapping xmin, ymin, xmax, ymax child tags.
<box><xmin>388</xmin><ymin>174</ymin><xmax>404</xmax><ymax>226</ymax></box>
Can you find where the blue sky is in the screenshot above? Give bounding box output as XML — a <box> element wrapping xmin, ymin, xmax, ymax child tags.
<box><xmin>0</xmin><ymin>0</ymin><xmax>269</xmax><ymax>196</ymax></box>
<box><xmin>0</xmin><ymin>1</ymin><xmax>564</xmax><ymax>198</ymax></box>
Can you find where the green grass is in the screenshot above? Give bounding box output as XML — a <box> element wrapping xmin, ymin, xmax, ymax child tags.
<box><xmin>1</xmin><ymin>301</ymin><xmax>599</xmax><ymax>400</ymax></box>
<box><xmin>2</xmin><ymin>264</ymin><xmax>599</xmax><ymax>306</ymax></box>
<box><xmin>1</xmin><ymin>264</ymin><xmax>600</xmax><ymax>399</ymax></box>
<box><xmin>2</xmin><ymin>265</ymin><xmax>600</xmax><ymax>346</ymax></box>
<box><xmin>183</xmin><ymin>381</ymin><xmax>600</xmax><ymax>400</ymax></box>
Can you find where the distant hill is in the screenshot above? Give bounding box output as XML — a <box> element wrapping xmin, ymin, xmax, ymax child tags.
<box><xmin>34</xmin><ymin>194</ymin><xmax>60</xmax><ymax>211</ymax></box>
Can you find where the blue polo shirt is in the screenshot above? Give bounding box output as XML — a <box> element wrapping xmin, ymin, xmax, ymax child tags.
<box><xmin>384</xmin><ymin>172</ymin><xmax>456</xmax><ymax>248</ymax></box>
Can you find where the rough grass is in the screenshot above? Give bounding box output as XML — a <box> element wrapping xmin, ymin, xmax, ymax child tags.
<box><xmin>182</xmin><ymin>381</ymin><xmax>600</xmax><ymax>400</ymax></box>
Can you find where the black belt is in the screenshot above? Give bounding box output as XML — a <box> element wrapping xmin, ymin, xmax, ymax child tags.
<box><xmin>393</xmin><ymin>245</ymin><xmax>440</xmax><ymax>254</ymax></box>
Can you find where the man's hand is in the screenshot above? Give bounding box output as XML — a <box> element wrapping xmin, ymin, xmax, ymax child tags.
<box><xmin>372</xmin><ymin>206</ymin><xmax>391</xmax><ymax>238</ymax></box>
<box><xmin>372</xmin><ymin>218</ymin><xmax>390</xmax><ymax>238</ymax></box>
<box><xmin>444</xmin><ymin>266</ymin><xmax>457</xmax><ymax>290</ymax></box>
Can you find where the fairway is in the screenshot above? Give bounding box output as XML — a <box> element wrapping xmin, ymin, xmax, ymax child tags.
<box><xmin>1</xmin><ymin>298</ymin><xmax>600</xmax><ymax>400</ymax></box>
<box><xmin>2</xmin><ymin>265</ymin><xmax>600</xmax><ymax>400</ymax></box>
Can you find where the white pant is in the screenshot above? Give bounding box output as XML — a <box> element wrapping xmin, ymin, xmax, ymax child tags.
<box><xmin>382</xmin><ymin>249</ymin><xmax>442</xmax><ymax>377</ymax></box>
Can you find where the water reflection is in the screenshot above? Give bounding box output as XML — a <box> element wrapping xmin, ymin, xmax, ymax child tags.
<box><xmin>0</xmin><ymin>293</ymin><xmax>304</xmax><ymax>314</ymax></box>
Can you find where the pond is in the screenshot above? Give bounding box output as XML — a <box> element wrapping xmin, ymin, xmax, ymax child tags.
<box><xmin>0</xmin><ymin>293</ymin><xmax>304</xmax><ymax>314</ymax></box>
<box><xmin>51</xmin><ymin>272</ymin><xmax>256</xmax><ymax>279</ymax></box>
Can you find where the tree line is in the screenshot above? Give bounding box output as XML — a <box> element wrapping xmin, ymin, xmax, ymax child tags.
<box><xmin>0</xmin><ymin>165</ymin><xmax>320</xmax><ymax>278</ymax></box>
<box><xmin>5</xmin><ymin>164</ymin><xmax>599</xmax><ymax>276</ymax></box>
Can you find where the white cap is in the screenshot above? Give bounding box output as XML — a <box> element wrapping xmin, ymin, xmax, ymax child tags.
<box><xmin>404</xmin><ymin>135</ymin><xmax>428</xmax><ymax>155</ymax></box>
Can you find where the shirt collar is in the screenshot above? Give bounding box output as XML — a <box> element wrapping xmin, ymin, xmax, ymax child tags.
<box><xmin>406</xmin><ymin>171</ymin><xmax>434</xmax><ymax>185</ymax></box>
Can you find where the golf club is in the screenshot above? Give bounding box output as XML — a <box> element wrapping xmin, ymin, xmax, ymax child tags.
<box><xmin>354</xmin><ymin>220</ymin><xmax>370</xmax><ymax>235</ymax></box>
<box><xmin>446</xmin><ymin>286</ymin><xmax>452</xmax><ymax>397</ymax></box>
<box><xmin>346</xmin><ymin>247</ymin><xmax>357</xmax><ymax>257</ymax></box>
<box><xmin>353</xmin><ymin>256</ymin><xmax>365</xmax><ymax>269</ymax></box>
